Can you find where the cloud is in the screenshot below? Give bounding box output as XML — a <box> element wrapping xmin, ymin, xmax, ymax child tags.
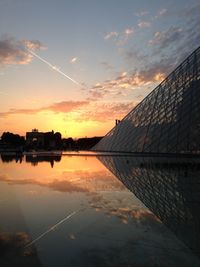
<box><xmin>183</xmin><ymin>3</ymin><xmax>200</xmax><ymax>17</ymax></box>
<box><xmin>154</xmin><ymin>8</ymin><xmax>168</xmax><ymax>19</ymax></box>
<box><xmin>104</xmin><ymin>31</ymin><xmax>119</xmax><ymax>40</ymax></box>
<box><xmin>0</xmin><ymin>37</ymin><xmax>45</xmax><ymax>66</ymax></box>
<box><xmin>124</xmin><ymin>28</ymin><xmax>134</xmax><ymax>36</ymax></box>
<box><xmin>77</xmin><ymin>101</ymin><xmax>137</xmax><ymax>122</ymax></box>
<box><xmin>104</xmin><ymin>28</ymin><xmax>134</xmax><ymax>45</ymax></box>
<box><xmin>87</xmin><ymin>189</ymin><xmax>160</xmax><ymax>227</ymax></box>
<box><xmin>148</xmin><ymin>4</ymin><xmax>199</xmax><ymax>66</ymax></box>
<box><xmin>47</xmin><ymin>101</ymin><xmax>89</xmax><ymax>113</ymax></box>
<box><xmin>177</xmin><ymin>4</ymin><xmax>200</xmax><ymax>57</ymax></box>
<box><xmin>158</xmin><ymin>8</ymin><xmax>167</xmax><ymax>16</ymax></box>
<box><xmin>22</xmin><ymin>39</ymin><xmax>46</xmax><ymax>51</ymax></box>
<box><xmin>118</xmin><ymin>28</ymin><xmax>134</xmax><ymax>45</ymax></box>
<box><xmin>137</xmin><ymin>21</ymin><xmax>151</xmax><ymax>28</ymax></box>
<box><xmin>106</xmin><ymin>207</ymin><xmax>160</xmax><ymax>225</ymax></box>
<box><xmin>70</xmin><ymin>57</ymin><xmax>78</xmax><ymax>64</ymax></box>
<box><xmin>89</xmin><ymin>72</ymin><xmax>132</xmax><ymax>100</ymax></box>
<box><xmin>95</xmin><ymin>21</ymin><xmax>197</xmax><ymax>102</ymax></box>
<box><xmin>135</xmin><ymin>58</ymin><xmax>173</xmax><ymax>82</ymax></box>
<box><xmin>89</xmin><ymin>62</ymin><xmax>169</xmax><ymax>101</ymax></box>
<box><xmin>0</xmin><ymin>232</ymin><xmax>36</xmax><ymax>257</ymax></box>
<box><xmin>0</xmin><ymin>100</ymin><xmax>89</xmax><ymax>118</ymax></box>
<box><xmin>0</xmin><ymin>97</ymin><xmax>137</xmax><ymax>123</ymax></box>
<box><xmin>125</xmin><ymin>49</ymin><xmax>150</xmax><ymax>65</ymax></box>
<box><xmin>136</xmin><ymin>8</ymin><xmax>167</xmax><ymax>21</ymax></box>
<box><xmin>0</xmin><ymin>169</ymin><xmax>124</xmax><ymax>193</ymax></box>
<box><xmin>149</xmin><ymin>27</ymin><xmax>183</xmax><ymax>49</ymax></box>
<box><xmin>135</xmin><ymin>11</ymin><xmax>149</xmax><ymax>17</ymax></box>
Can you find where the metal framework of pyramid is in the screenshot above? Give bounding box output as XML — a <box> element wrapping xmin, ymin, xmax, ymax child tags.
<box><xmin>93</xmin><ymin>47</ymin><xmax>200</xmax><ymax>154</ymax></box>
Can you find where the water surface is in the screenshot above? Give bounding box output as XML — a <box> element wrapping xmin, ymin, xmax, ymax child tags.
<box><xmin>0</xmin><ymin>154</ymin><xmax>199</xmax><ymax>266</ymax></box>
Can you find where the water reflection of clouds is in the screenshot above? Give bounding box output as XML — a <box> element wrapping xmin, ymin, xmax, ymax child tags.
<box><xmin>87</xmin><ymin>191</ymin><xmax>160</xmax><ymax>226</ymax></box>
<box><xmin>0</xmin><ymin>157</ymin><xmax>161</xmax><ymax>230</ymax></box>
<box><xmin>0</xmin><ymin>170</ymin><xmax>161</xmax><ymax>229</ymax></box>
<box><xmin>1</xmin><ymin>156</ymin><xmax>200</xmax><ymax>266</ymax></box>
<box><xmin>68</xmin><ymin>233</ymin><xmax>76</xmax><ymax>240</ymax></box>
<box><xmin>0</xmin><ymin>232</ymin><xmax>39</xmax><ymax>264</ymax></box>
<box><xmin>0</xmin><ymin>170</ymin><xmax>124</xmax><ymax>193</ymax></box>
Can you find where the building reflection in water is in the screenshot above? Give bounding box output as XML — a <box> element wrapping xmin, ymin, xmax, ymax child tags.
<box><xmin>98</xmin><ymin>155</ymin><xmax>200</xmax><ymax>256</ymax></box>
<box><xmin>0</xmin><ymin>153</ymin><xmax>61</xmax><ymax>168</ymax></box>
<box><xmin>0</xmin><ymin>153</ymin><xmax>23</xmax><ymax>163</ymax></box>
<box><xmin>26</xmin><ymin>155</ymin><xmax>61</xmax><ymax>168</ymax></box>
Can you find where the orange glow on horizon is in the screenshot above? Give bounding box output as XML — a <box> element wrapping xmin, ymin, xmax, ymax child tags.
<box><xmin>0</xmin><ymin>111</ymin><xmax>114</xmax><ymax>138</ymax></box>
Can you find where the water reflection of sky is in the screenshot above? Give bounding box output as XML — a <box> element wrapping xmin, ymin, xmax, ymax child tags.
<box><xmin>0</xmin><ymin>155</ymin><xmax>200</xmax><ymax>266</ymax></box>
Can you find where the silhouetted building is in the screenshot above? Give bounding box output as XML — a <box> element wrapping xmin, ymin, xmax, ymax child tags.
<box><xmin>26</xmin><ymin>129</ymin><xmax>45</xmax><ymax>148</ymax></box>
<box><xmin>93</xmin><ymin>47</ymin><xmax>200</xmax><ymax>154</ymax></box>
<box><xmin>26</xmin><ymin>129</ymin><xmax>62</xmax><ymax>150</ymax></box>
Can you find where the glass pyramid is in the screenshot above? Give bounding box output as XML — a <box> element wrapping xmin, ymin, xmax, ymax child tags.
<box><xmin>93</xmin><ymin>47</ymin><xmax>200</xmax><ymax>154</ymax></box>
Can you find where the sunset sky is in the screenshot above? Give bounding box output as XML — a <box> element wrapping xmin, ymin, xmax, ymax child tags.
<box><xmin>0</xmin><ymin>0</ymin><xmax>199</xmax><ymax>138</ymax></box>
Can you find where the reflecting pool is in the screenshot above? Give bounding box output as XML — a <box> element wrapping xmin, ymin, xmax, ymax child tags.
<box><xmin>0</xmin><ymin>153</ymin><xmax>200</xmax><ymax>266</ymax></box>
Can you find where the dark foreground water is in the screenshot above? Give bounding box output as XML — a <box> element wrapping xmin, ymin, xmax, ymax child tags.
<box><xmin>0</xmin><ymin>153</ymin><xmax>200</xmax><ymax>266</ymax></box>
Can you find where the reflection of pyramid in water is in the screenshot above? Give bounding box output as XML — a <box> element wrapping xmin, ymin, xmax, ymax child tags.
<box><xmin>98</xmin><ymin>155</ymin><xmax>200</xmax><ymax>255</ymax></box>
<box><xmin>93</xmin><ymin>47</ymin><xmax>200</xmax><ymax>153</ymax></box>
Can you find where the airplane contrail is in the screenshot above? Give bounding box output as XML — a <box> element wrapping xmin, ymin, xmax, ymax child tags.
<box><xmin>26</xmin><ymin>48</ymin><xmax>81</xmax><ymax>86</ymax></box>
<box><xmin>24</xmin><ymin>209</ymin><xmax>80</xmax><ymax>248</ymax></box>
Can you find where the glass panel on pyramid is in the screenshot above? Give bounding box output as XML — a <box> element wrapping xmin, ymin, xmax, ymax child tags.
<box><xmin>92</xmin><ymin>47</ymin><xmax>200</xmax><ymax>154</ymax></box>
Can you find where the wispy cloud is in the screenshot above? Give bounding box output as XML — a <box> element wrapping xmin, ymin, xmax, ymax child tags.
<box><xmin>89</xmin><ymin>61</ymin><xmax>169</xmax><ymax>100</ymax></box>
<box><xmin>125</xmin><ymin>49</ymin><xmax>149</xmax><ymax>64</ymax></box>
<box><xmin>183</xmin><ymin>3</ymin><xmax>200</xmax><ymax>17</ymax></box>
<box><xmin>47</xmin><ymin>100</ymin><xmax>89</xmax><ymax>113</ymax></box>
<box><xmin>124</xmin><ymin>28</ymin><xmax>134</xmax><ymax>36</ymax></box>
<box><xmin>77</xmin><ymin>101</ymin><xmax>138</xmax><ymax>122</ymax></box>
<box><xmin>149</xmin><ymin>26</ymin><xmax>183</xmax><ymax>48</ymax></box>
<box><xmin>0</xmin><ymin>232</ymin><xmax>36</xmax><ymax>256</ymax></box>
<box><xmin>0</xmin><ymin>169</ymin><xmax>124</xmax><ymax>192</ymax></box>
<box><xmin>135</xmin><ymin>11</ymin><xmax>149</xmax><ymax>17</ymax></box>
<box><xmin>0</xmin><ymin>37</ymin><xmax>45</xmax><ymax>66</ymax></box>
<box><xmin>0</xmin><ymin>36</ymin><xmax>81</xmax><ymax>86</ymax></box>
<box><xmin>70</xmin><ymin>57</ymin><xmax>78</xmax><ymax>64</ymax></box>
<box><xmin>0</xmin><ymin>99</ymin><xmax>138</xmax><ymax>124</ymax></box>
<box><xmin>150</xmin><ymin>4</ymin><xmax>199</xmax><ymax>59</ymax></box>
<box><xmin>98</xmin><ymin>8</ymin><xmax>199</xmax><ymax>101</ymax></box>
<box><xmin>118</xmin><ymin>28</ymin><xmax>134</xmax><ymax>45</ymax></box>
<box><xmin>22</xmin><ymin>39</ymin><xmax>47</xmax><ymax>51</ymax></box>
<box><xmin>177</xmin><ymin>4</ymin><xmax>200</xmax><ymax>56</ymax></box>
<box><xmin>159</xmin><ymin>8</ymin><xmax>167</xmax><ymax>16</ymax></box>
<box><xmin>0</xmin><ymin>100</ymin><xmax>89</xmax><ymax>117</ymax></box>
<box><xmin>137</xmin><ymin>20</ymin><xmax>151</xmax><ymax>28</ymax></box>
<box><xmin>104</xmin><ymin>31</ymin><xmax>119</xmax><ymax>40</ymax></box>
<box><xmin>154</xmin><ymin>8</ymin><xmax>168</xmax><ymax>19</ymax></box>
<box><xmin>104</xmin><ymin>27</ymin><xmax>134</xmax><ymax>45</ymax></box>
<box><xmin>149</xmin><ymin>12</ymin><xmax>199</xmax><ymax>66</ymax></box>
